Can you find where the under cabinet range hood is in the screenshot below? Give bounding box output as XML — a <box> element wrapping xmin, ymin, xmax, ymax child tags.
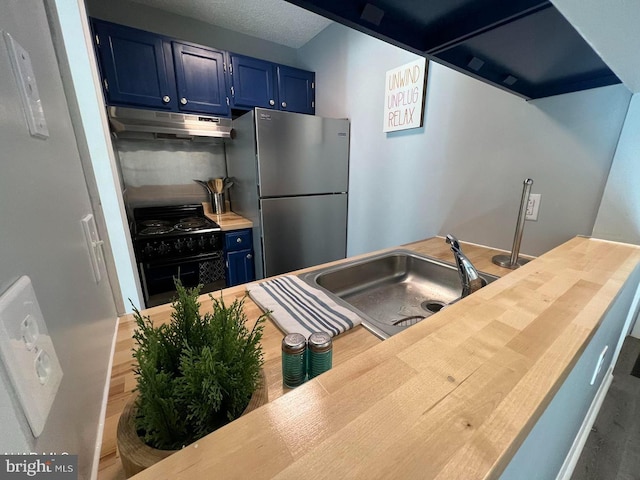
<box><xmin>107</xmin><ymin>106</ymin><xmax>233</xmax><ymax>140</ymax></box>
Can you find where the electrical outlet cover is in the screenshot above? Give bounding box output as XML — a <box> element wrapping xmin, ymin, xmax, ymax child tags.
<box><xmin>3</xmin><ymin>31</ymin><xmax>49</xmax><ymax>139</ymax></box>
<box><xmin>0</xmin><ymin>276</ymin><xmax>63</xmax><ymax>437</ymax></box>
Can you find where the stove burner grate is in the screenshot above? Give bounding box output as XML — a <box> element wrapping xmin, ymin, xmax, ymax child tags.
<box><xmin>139</xmin><ymin>225</ymin><xmax>175</xmax><ymax>236</ymax></box>
<box><xmin>141</xmin><ymin>219</ymin><xmax>173</xmax><ymax>228</ymax></box>
<box><xmin>175</xmin><ymin>217</ymin><xmax>209</xmax><ymax>231</ymax></box>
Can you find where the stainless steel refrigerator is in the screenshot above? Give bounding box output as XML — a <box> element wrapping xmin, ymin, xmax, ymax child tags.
<box><xmin>226</xmin><ymin>108</ymin><xmax>350</xmax><ymax>279</ymax></box>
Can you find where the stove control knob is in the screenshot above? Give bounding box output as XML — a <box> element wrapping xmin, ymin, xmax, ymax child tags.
<box><xmin>174</xmin><ymin>239</ymin><xmax>184</xmax><ymax>252</ymax></box>
<box><xmin>186</xmin><ymin>238</ymin><xmax>196</xmax><ymax>250</ymax></box>
<box><xmin>198</xmin><ymin>237</ymin><xmax>206</xmax><ymax>249</ymax></box>
<box><xmin>143</xmin><ymin>244</ymin><xmax>155</xmax><ymax>256</ymax></box>
<box><xmin>158</xmin><ymin>242</ymin><xmax>170</xmax><ymax>255</ymax></box>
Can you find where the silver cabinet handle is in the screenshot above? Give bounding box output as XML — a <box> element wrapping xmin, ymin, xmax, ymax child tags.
<box><xmin>281</xmin><ymin>101</ymin><xmax>287</xmax><ymax>108</ymax></box>
<box><xmin>269</xmin><ymin>99</ymin><xmax>275</xmax><ymax>106</ymax></box>
<box><xmin>246</xmin><ymin>253</ymin><xmax>253</xmax><ymax>259</ymax></box>
<box><xmin>180</xmin><ymin>97</ymin><xmax>187</xmax><ymax>105</ymax></box>
<box><xmin>236</xmin><ymin>237</ymin><xmax>243</xmax><ymax>243</ymax></box>
<box><xmin>162</xmin><ymin>95</ymin><xmax>171</xmax><ymax>103</ymax></box>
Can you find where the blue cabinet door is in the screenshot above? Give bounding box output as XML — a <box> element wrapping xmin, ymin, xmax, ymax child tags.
<box><xmin>230</xmin><ymin>54</ymin><xmax>277</xmax><ymax>110</ymax></box>
<box><xmin>225</xmin><ymin>230</ymin><xmax>255</xmax><ymax>286</ymax></box>
<box><xmin>93</xmin><ymin>20</ymin><xmax>176</xmax><ymax>110</ymax></box>
<box><xmin>172</xmin><ymin>42</ymin><xmax>229</xmax><ymax>116</ymax></box>
<box><xmin>277</xmin><ymin>66</ymin><xmax>315</xmax><ymax>115</ymax></box>
<box><xmin>227</xmin><ymin>249</ymin><xmax>255</xmax><ymax>286</ymax></box>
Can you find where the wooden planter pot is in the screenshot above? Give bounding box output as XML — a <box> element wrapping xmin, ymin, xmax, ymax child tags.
<box><xmin>117</xmin><ymin>369</ymin><xmax>268</xmax><ymax>478</ymax></box>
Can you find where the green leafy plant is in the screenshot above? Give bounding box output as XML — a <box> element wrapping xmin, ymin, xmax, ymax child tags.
<box><xmin>131</xmin><ymin>280</ymin><xmax>266</xmax><ymax>450</ymax></box>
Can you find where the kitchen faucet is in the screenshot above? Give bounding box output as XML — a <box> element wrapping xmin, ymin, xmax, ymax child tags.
<box><xmin>445</xmin><ymin>234</ymin><xmax>484</xmax><ymax>298</ymax></box>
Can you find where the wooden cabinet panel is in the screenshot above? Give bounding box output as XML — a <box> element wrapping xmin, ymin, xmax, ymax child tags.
<box><xmin>93</xmin><ymin>20</ymin><xmax>176</xmax><ymax>109</ymax></box>
<box><xmin>172</xmin><ymin>42</ymin><xmax>229</xmax><ymax>116</ymax></box>
<box><xmin>227</xmin><ymin>249</ymin><xmax>256</xmax><ymax>286</ymax></box>
<box><xmin>277</xmin><ymin>65</ymin><xmax>315</xmax><ymax>115</ymax></box>
<box><xmin>92</xmin><ymin>19</ymin><xmax>317</xmax><ymax>116</ymax></box>
<box><xmin>225</xmin><ymin>229</ymin><xmax>255</xmax><ymax>286</ymax></box>
<box><xmin>230</xmin><ymin>54</ymin><xmax>277</xmax><ymax>110</ymax></box>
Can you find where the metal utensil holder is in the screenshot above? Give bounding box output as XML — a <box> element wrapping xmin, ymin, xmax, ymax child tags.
<box><xmin>213</xmin><ymin>192</ymin><xmax>225</xmax><ymax>214</ymax></box>
<box><xmin>492</xmin><ymin>178</ymin><xmax>533</xmax><ymax>269</ymax></box>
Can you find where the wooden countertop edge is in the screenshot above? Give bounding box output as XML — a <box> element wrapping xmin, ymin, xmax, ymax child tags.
<box><xmin>120</xmin><ymin>236</ymin><xmax>640</xmax><ymax>480</ymax></box>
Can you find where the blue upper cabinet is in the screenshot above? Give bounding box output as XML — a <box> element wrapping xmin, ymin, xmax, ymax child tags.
<box><xmin>93</xmin><ymin>20</ymin><xmax>177</xmax><ymax>110</ymax></box>
<box><xmin>230</xmin><ymin>54</ymin><xmax>316</xmax><ymax>114</ymax></box>
<box><xmin>277</xmin><ymin>66</ymin><xmax>315</xmax><ymax>115</ymax></box>
<box><xmin>229</xmin><ymin>55</ymin><xmax>278</xmax><ymax>110</ymax></box>
<box><xmin>92</xmin><ymin>19</ymin><xmax>317</xmax><ymax>115</ymax></box>
<box><xmin>172</xmin><ymin>42</ymin><xmax>230</xmax><ymax>116</ymax></box>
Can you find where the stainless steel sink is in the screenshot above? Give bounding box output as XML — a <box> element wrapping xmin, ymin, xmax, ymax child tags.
<box><xmin>299</xmin><ymin>249</ymin><xmax>498</xmax><ymax>339</ymax></box>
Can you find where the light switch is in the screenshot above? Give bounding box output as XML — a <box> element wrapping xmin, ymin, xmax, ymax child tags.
<box><xmin>81</xmin><ymin>214</ymin><xmax>105</xmax><ymax>283</ymax></box>
<box><xmin>3</xmin><ymin>31</ymin><xmax>49</xmax><ymax>139</ymax></box>
<box><xmin>0</xmin><ymin>276</ymin><xmax>63</xmax><ymax>437</ymax></box>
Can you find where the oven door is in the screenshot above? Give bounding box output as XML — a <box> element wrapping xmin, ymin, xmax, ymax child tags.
<box><xmin>139</xmin><ymin>252</ymin><xmax>226</xmax><ymax>307</ymax></box>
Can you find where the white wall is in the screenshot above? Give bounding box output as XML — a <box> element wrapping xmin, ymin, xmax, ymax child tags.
<box><xmin>298</xmin><ymin>24</ymin><xmax>631</xmax><ymax>257</ymax></box>
<box><xmin>0</xmin><ymin>1</ymin><xmax>117</xmax><ymax>477</ymax></box>
<box><xmin>51</xmin><ymin>0</ymin><xmax>143</xmax><ymax>313</ymax></box>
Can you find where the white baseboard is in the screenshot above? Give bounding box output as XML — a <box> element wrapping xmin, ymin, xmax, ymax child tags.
<box><xmin>555</xmin><ymin>366</ymin><xmax>614</xmax><ymax>480</ymax></box>
<box><xmin>89</xmin><ymin>316</ymin><xmax>120</xmax><ymax>480</ymax></box>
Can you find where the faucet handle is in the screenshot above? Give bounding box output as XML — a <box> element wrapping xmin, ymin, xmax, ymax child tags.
<box><xmin>445</xmin><ymin>234</ymin><xmax>460</xmax><ymax>251</ymax></box>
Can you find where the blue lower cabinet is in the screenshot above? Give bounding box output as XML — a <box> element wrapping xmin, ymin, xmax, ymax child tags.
<box><xmin>225</xmin><ymin>229</ymin><xmax>255</xmax><ymax>286</ymax></box>
<box><xmin>227</xmin><ymin>249</ymin><xmax>255</xmax><ymax>287</ymax></box>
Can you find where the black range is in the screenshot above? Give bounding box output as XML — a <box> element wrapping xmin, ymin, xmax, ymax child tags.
<box><xmin>131</xmin><ymin>204</ymin><xmax>225</xmax><ymax>307</ymax></box>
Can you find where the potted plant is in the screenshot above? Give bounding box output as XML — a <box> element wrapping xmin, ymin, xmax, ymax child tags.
<box><xmin>117</xmin><ymin>281</ymin><xmax>267</xmax><ymax>477</ymax></box>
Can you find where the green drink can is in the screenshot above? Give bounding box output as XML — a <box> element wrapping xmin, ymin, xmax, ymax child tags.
<box><xmin>308</xmin><ymin>332</ymin><xmax>333</xmax><ymax>379</ymax></box>
<box><xmin>282</xmin><ymin>333</ymin><xmax>307</xmax><ymax>388</ymax></box>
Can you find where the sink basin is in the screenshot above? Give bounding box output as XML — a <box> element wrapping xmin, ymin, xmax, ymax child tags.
<box><xmin>299</xmin><ymin>249</ymin><xmax>498</xmax><ymax>339</ymax></box>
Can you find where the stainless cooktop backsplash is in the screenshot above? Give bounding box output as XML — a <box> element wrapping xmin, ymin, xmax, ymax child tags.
<box><xmin>115</xmin><ymin>138</ymin><xmax>227</xmax><ymax>208</ymax></box>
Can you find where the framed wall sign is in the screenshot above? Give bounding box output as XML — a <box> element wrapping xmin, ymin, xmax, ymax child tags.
<box><xmin>383</xmin><ymin>58</ymin><xmax>428</xmax><ymax>133</ymax></box>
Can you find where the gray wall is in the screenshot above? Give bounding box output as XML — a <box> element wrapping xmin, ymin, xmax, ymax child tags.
<box><xmin>593</xmin><ymin>93</ymin><xmax>640</xmax><ymax>245</ymax></box>
<box><xmin>298</xmin><ymin>24</ymin><xmax>631</xmax><ymax>257</ymax></box>
<box><xmin>0</xmin><ymin>1</ymin><xmax>117</xmax><ymax>478</ymax></box>
<box><xmin>85</xmin><ymin>0</ymin><xmax>300</xmax><ymax>67</ymax></box>
<box><xmin>591</xmin><ymin>93</ymin><xmax>640</xmax><ymax>338</ymax></box>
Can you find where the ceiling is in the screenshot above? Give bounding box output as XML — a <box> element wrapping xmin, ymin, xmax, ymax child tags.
<box><xmin>126</xmin><ymin>0</ymin><xmax>333</xmax><ymax>49</ymax></box>
<box><xmin>127</xmin><ymin>0</ymin><xmax>640</xmax><ymax>94</ymax></box>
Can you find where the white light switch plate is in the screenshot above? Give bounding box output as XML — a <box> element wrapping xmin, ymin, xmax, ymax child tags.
<box><xmin>81</xmin><ymin>214</ymin><xmax>105</xmax><ymax>283</ymax></box>
<box><xmin>0</xmin><ymin>276</ymin><xmax>63</xmax><ymax>437</ymax></box>
<box><xmin>3</xmin><ymin>31</ymin><xmax>49</xmax><ymax>139</ymax></box>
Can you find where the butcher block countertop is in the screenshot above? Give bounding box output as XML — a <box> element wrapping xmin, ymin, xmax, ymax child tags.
<box><xmin>202</xmin><ymin>202</ymin><xmax>253</xmax><ymax>231</ymax></box>
<box><xmin>99</xmin><ymin>236</ymin><xmax>640</xmax><ymax>480</ymax></box>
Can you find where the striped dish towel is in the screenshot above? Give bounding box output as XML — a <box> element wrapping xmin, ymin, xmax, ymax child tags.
<box><xmin>246</xmin><ymin>275</ymin><xmax>362</xmax><ymax>338</ymax></box>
